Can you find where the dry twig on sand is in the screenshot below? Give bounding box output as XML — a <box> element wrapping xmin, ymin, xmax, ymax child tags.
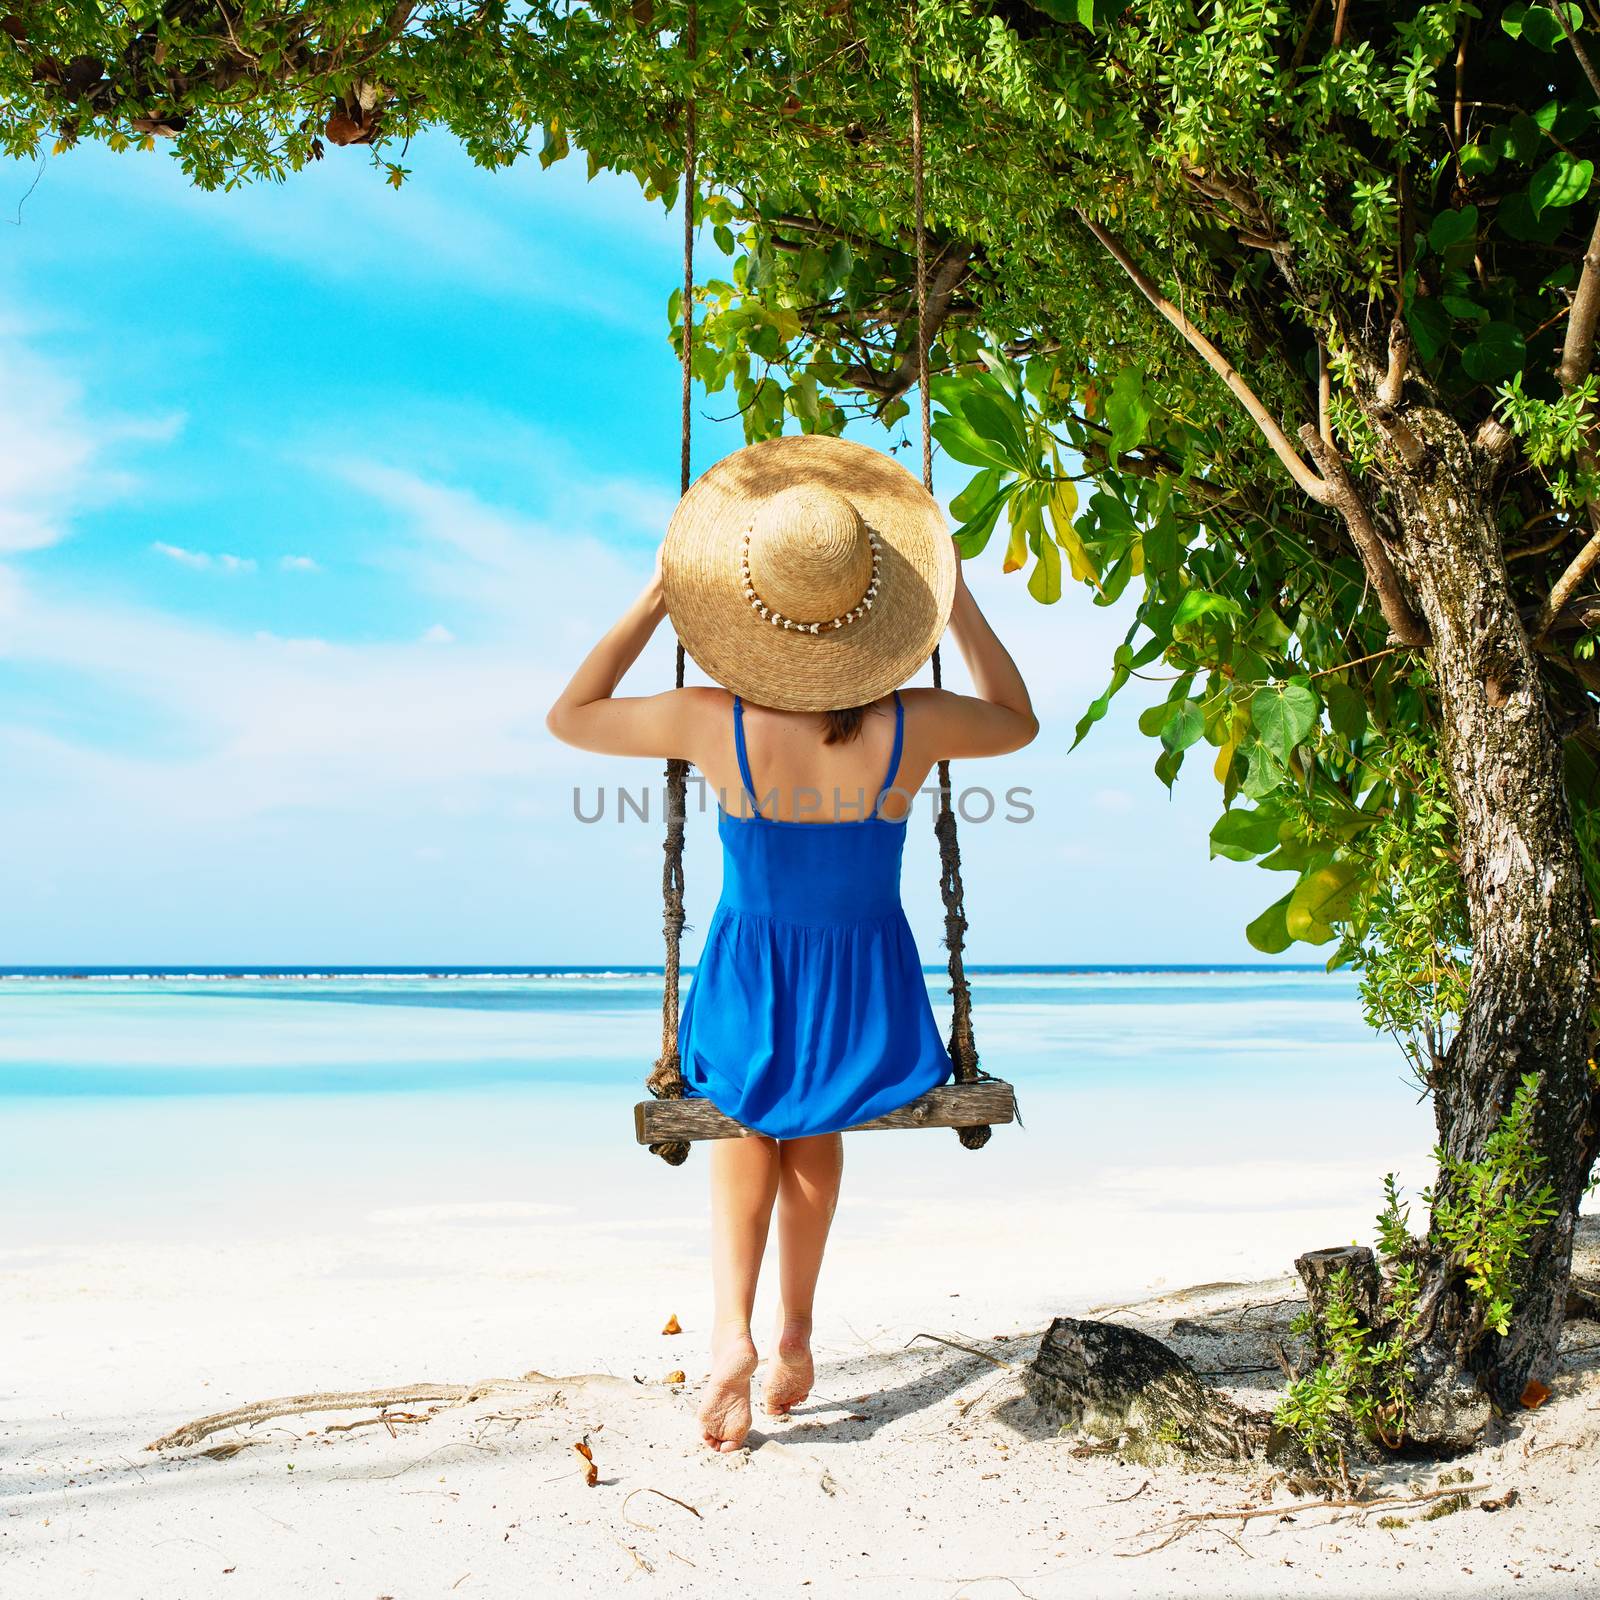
<box><xmin>905</xmin><ymin>1333</ymin><xmax>1016</xmax><ymax>1369</ymax></box>
<box><xmin>621</xmin><ymin>1486</ymin><xmax>704</xmax><ymax>1530</ymax></box>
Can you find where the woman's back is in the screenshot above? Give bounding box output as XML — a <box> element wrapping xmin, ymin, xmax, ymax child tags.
<box><xmin>714</xmin><ymin>692</ymin><xmax>909</xmax><ymax>926</ymax></box>
<box><xmin>688</xmin><ymin>688</ymin><xmax>955</xmax><ymax>825</ymax></box>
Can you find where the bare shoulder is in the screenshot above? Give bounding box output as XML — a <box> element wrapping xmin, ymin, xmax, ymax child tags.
<box><xmin>671</xmin><ymin>684</ymin><xmax>734</xmax><ymax>752</ymax></box>
<box><xmin>897</xmin><ymin>684</ymin><xmax>1038</xmax><ymax>759</ymax></box>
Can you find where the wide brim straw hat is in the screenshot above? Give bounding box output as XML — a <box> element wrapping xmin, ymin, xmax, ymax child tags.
<box><xmin>661</xmin><ymin>435</ymin><xmax>955</xmax><ymax>713</ymax></box>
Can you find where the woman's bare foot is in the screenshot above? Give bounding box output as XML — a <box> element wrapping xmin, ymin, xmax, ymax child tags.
<box><xmin>698</xmin><ymin>1329</ymin><xmax>758</xmax><ymax>1453</ymax></box>
<box><xmin>763</xmin><ymin>1315</ymin><xmax>815</xmax><ymax>1417</ymax></box>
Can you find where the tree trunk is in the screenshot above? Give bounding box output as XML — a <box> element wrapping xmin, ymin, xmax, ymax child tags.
<box><xmin>1376</xmin><ymin>398</ymin><xmax>1600</xmax><ymax>1411</ymax></box>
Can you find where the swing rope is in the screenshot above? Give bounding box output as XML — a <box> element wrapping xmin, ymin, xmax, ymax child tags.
<box><xmin>910</xmin><ymin>15</ymin><xmax>991</xmax><ymax>1152</ymax></box>
<box><xmin>644</xmin><ymin>2</ymin><xmax>989</xmax><ymax>1157</ymax></box>
<box><xmin>643</xmin><ymin>0</ymin><xmax>697</xmax><ymax>1168</ymax></box>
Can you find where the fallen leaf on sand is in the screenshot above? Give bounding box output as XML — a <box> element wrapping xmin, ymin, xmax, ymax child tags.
<box><xmin>574</xmin><ymin>1437</ymin><xmax>598</xmax><ymax>1488</ymax></box>
<box><xmin>1520</xmin><ymin>1379</ymin><xmax>1551</xmax><ymax>1410</ymax></box>
<box><xmin>664</xmin><ymin>1370</ymin><xmax>686</xmax><ymax>1384</ymax></box>
<box><xmin>662</xmin><ymin>1314</ymin><xmax>682</xmax><ymax>1336</ymax></box>
<box><xmin>1480</xmin><ymin>1489</ymin><xmax>1520</xmax><ymax>1512</ymax></box>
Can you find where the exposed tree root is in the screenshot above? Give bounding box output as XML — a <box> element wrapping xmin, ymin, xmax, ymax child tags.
<box><xmin>147</xmin><ymin>1376</ymin><xmax>561</xmax><ymax>1452</ymax></box>
<box><xmin>1118</xmin><ymin>1480</ymin><xmax>1494</xmax><ymax>1557</ymax></box>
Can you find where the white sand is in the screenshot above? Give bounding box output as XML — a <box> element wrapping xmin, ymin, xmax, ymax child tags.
<box><xmin>4</xmin><ymin>1133</ymin><xmax>1597</xmax><ymax>1599</ymax></box>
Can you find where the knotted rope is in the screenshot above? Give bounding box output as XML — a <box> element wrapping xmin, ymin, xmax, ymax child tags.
<box><xmin>911</xmin><ymin>19</ymin><xmax>990</xmax><ymax>1151</ymax></box>
<box><xmin>645</xmin><ymin>0</ymin><xmax>697</xmax><ymax>1167</ymax></box>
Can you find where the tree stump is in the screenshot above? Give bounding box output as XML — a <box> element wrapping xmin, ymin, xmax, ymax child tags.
<box><xmin>1025</xmin><ymin>1317</ymin><xmax>1265</xmax><ymax>1464</ymax></box>
<box><xmin>1294</xmin><ymin>1245</ymin><xmax>1381</xmax><ymax>1360</ymax></box>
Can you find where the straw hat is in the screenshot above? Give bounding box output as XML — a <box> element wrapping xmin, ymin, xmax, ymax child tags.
<box><xmin>661</xmin><ymin>435</ymin><xmax>955</xmax><ymax>713</ymax></box>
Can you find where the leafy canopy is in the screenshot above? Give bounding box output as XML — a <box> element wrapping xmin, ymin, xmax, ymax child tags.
<box><xmin>8</xmin><ymin>1</ymin><xmax>1600</xmax><ymax>987</ymax></box>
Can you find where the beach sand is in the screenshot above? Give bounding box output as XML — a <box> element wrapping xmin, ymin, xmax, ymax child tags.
<box><xmin>5</xmin><ymin>1114</ymin><xmax>1596</xmax><ymax>1600</ymax></box>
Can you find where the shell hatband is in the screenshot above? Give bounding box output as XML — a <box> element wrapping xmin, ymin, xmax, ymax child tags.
<box><xmin>738</xmin><ymin>528</ymin><xmax>882</xmax><ymax>633</ymax></box>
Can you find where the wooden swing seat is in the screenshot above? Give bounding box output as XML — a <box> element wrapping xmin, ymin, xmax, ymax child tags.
<box><xmin>634</xmin><ymin>1078</ymin><xmax>1017</xmax><ymax>1143</ymax></box>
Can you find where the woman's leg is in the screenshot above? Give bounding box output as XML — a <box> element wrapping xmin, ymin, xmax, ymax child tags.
<box><xmin>765</xmin><ymin>1132</ymin><xmax>844</xmax><ymax>1415</ymax></box>
<box><xmin>698</xmin><ymin>1132</ymin><xmax>781</xmax><ymax>1451</ymax></box>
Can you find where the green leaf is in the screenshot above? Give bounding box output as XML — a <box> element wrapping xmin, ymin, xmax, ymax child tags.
<box><xmin>1143</xmin><ymin>506</ymin><xmax>1180</xmax><ymax>577</ymax></box>
<box><xmin>539</xmin><ymin>123</ymin><xmax>569</xmax><ymax>169</ymax></box>
<box><xmin>963</xmin><ymin>393</ymin><xmax>1035</xmax><ymax>472</ymax></box>
<box><xmin>1251</xmin><ymin>679</ymin><xmax>1320</xmax><ymax>763</ymax></box>
<box><xmin>1072</xmin><ymin>647</ymin><xmax>1131</xmax><ymax>749</ymax></box>
<box><xmin>1153</xmin><ymin>746</ymin><xmax>1185</xmax><ymax>789</ymax></box>
<box><xmin>1406</xmin><ymin>297</ymin><xmax>1450</xmax><ymax>363</ymax></box>
<box><xmin>1519</xmin><ymin>2</ymin><xmax>1583</xmax><ymax>50</ymax></box>
<box><xmin>1137</xmin><ymin>699</ymin><xmax>1176</xmax><ymax>738</ymax></box>
<box><xmin>930</xmin><ymin>412</ymin><xmax>1016</xmax><ymax>472</ymax></box>
<box><xmin>1457</xmin><ymin>143</ymin><xmax>1498</xmax><ymax>181</ymax></box>
<box><xmin>1286</xmin><ymin>858</ymin><xmax>1364</xmax><ymax>944</ymax></box>
<box><xmin>953</xmin><ymin>488</ymin><xmax>1008</xmax><ymax>557</ymax></box>
<box><xmin>1530</xmin><ymin>152</ymin><xmax>1593</xmax><ymax>216</ymax></box>
<box><xmin>1246</xmin><ymin>891</ymin><xmax>1294</xmax><ymax>954</ymax></box>
<box><xmin>1027</xmin><ymin>536</ymin><xmax>1063</xmax><ymax>604</ymax></box>
<box><xmin>1497</xmin><ymin>190</ymin><xmax>1569</xmax><ymax>244</ymax></box>
<box><xmin>1241</xmin><ymin>742</ymin><xmax>1286</xmax><ymax>800</ymax></box>
<box><xmin>1324</xmin><ymin>683</ymin><xmax>1367</xmax><ymax>742</ymax></box>
<box><xmin>1106</xmin><ymin>365</ymin><xmax>1151</xmax><ymax>459</ymax></box>
<box><xmin>1440</xmin><ymin>294</ymin><xmax>1490</xmax><ymax>325</ymax></box>
<box><xmin>1428</xmin><ymin>206</ymin><xmax>1478</xmax><ymax>252</ymax></box>
<box><xmin>1161</xmin><ymin>698</ymin><xmax>1206</xmax><ymax>753</ymax></box>
<box><xmin>1210</xmin><ymin>805</ymin><xmax>1283</xmax><ymax>862</ymax></box>
<box><xmin>1171</xmin><ymin>589</ymin><xmax>1243</xmax><ymax>642</ymax></box>
<box><xmin>1461</xmin><ymin>322</ymin><xmax>1527</xmax><ymax>384</ymax></box>
<box><xmin>950</xmin><ymin>468</ymin><xmax>1001</xmax><ymax>523</ymax></box>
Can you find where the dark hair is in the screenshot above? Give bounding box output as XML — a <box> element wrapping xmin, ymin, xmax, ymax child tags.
<box><xmin>822</xmin><ymin>705</ymin><xmax>869</xmax><ymax>745</ymax></box>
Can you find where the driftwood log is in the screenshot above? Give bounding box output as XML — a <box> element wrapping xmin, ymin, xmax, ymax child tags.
<box><xmin>1024</xmin><ymin>1317</ymin><xmax>1269</xmax><ymax>1465</ymax></box>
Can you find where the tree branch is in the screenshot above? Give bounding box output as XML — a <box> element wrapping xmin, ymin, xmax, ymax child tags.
<box><xmin>1555</xmin><ymin>4</ymin><xmax>1600</xmax><ymax>103</ymax></box>
<box><xmin>837</xmin><ymin>244</ymin><xmax>971</xmax><ymax>402</ymax></box>
<box><xmin>1077</xmin><ymin>213</ymin><xmax>1336</xmax><ymax>504</ymax></box>
<box><xmin>1376</xmin><ymin>318</ymin><xmax>1410</xmax><ymax>408</ymax></box>
<box><xmin>1298</xmin><ymin>425</ymin><xmax>1431</xmax><ymax>646</ymax></box>
<box><xmin>1535</xmin><ymin>205</ymin><xmax>1600</xmax><ymax>639</ymax></box>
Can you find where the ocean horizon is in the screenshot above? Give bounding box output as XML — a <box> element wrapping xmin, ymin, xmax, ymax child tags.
<box><xmin>0</xmin><ymin>962</ymin><xmax>1325</xmax><ymax>978</ymax></box>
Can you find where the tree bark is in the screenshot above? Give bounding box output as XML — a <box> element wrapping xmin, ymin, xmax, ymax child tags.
<box><xmin>1372</xmin><ymin>396</ymin><xmax>1600</xmax><ymax>1411</ymax></box>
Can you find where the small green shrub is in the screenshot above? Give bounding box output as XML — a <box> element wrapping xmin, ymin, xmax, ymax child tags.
<box><xmin>1423</xmin><ymin>1073</ymin><xmax>1559</xmax><ymax>1338</ymax></box>
<box><xmin>1275</xmin><ymin>1084</ymin><xmax>1555</xmax><ymax>1474</ymax></box>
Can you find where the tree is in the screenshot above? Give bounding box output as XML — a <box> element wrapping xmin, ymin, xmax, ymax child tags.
<box><xmin>6</xmin><ymin>0</ymin><xmax>1598</xmax><ymax>1429</ymax></box>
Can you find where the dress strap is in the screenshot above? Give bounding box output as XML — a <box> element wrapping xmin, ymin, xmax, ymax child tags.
<box><xmin>874</xmin><ymin>691</ymin><xmax>905</xmax><ymax>817</ymax></box>
<box><xmin>731</xmin><ymin>695</ymin><xmax>761</xmax><ymax>812</ymax></box>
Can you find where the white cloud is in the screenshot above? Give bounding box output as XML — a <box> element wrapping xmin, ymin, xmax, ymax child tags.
<box><xmin>0</xmin><ymin>322</ymin><xmax>181</xmax><ymax>553</ymax></box>
<box><xmin>151</xmin><ymin>541</ymin><xmax>210</xmax><ymax>569</ymax></box>
<box><xmin>86</xmin><ymin>139</ymin><xmax>672</xmax><ymax>333</ymax></box>
<box><xmin>420</xmin><ymin>623</ymin><xmax>455</xmax><ymax>645</ymax></box>
<box><xmin>151</xmin><ymin>542</ymin><xmax>257</xmax><ymax>573</ymax></box>
<box><xmin>280</xmin><ymin>554</ymin><xmax>320</xmax><ymax>573</ymax></box>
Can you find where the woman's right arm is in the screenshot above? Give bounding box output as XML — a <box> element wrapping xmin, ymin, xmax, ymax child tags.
<box><xmin>915</xmin><ymin>557</ymin><xmax>1039</xmax><ymax>758</ymax></box>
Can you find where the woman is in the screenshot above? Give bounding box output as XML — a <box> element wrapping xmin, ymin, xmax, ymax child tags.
<box><xmin>547</xmin><ymin>435</ymin><xmax>1036</xmax><ymax>1452</ymax></box>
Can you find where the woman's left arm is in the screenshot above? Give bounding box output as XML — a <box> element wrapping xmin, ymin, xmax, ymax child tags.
<box><xmin>545</xmin><ymin>562</ymin><xmax>709</xmax><ymax>759</ymax></box>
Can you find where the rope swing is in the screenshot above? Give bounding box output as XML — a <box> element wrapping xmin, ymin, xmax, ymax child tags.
<box><xmin>634</xmin><ymin>3</ymin><xmax>1015</xmax><ymax>1156</ymax></box>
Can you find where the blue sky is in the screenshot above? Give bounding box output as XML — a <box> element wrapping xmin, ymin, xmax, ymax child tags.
<box><xmin>0</xmin><ymin>134</ymin><xmax>1294</xmax><ymax>966</ymax></box>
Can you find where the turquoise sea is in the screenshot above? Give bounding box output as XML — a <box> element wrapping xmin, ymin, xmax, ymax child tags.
<box><xmin>1</xmin><ymin>967</ymin><xmax>1437</xmax><ymax>1249</ymax></box>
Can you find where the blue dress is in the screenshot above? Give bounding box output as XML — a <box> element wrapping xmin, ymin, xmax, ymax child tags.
<box><xmin>678</xmin><ymin>691</ymin><xmax>953</xmax><ymax>1139</ymax></box>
